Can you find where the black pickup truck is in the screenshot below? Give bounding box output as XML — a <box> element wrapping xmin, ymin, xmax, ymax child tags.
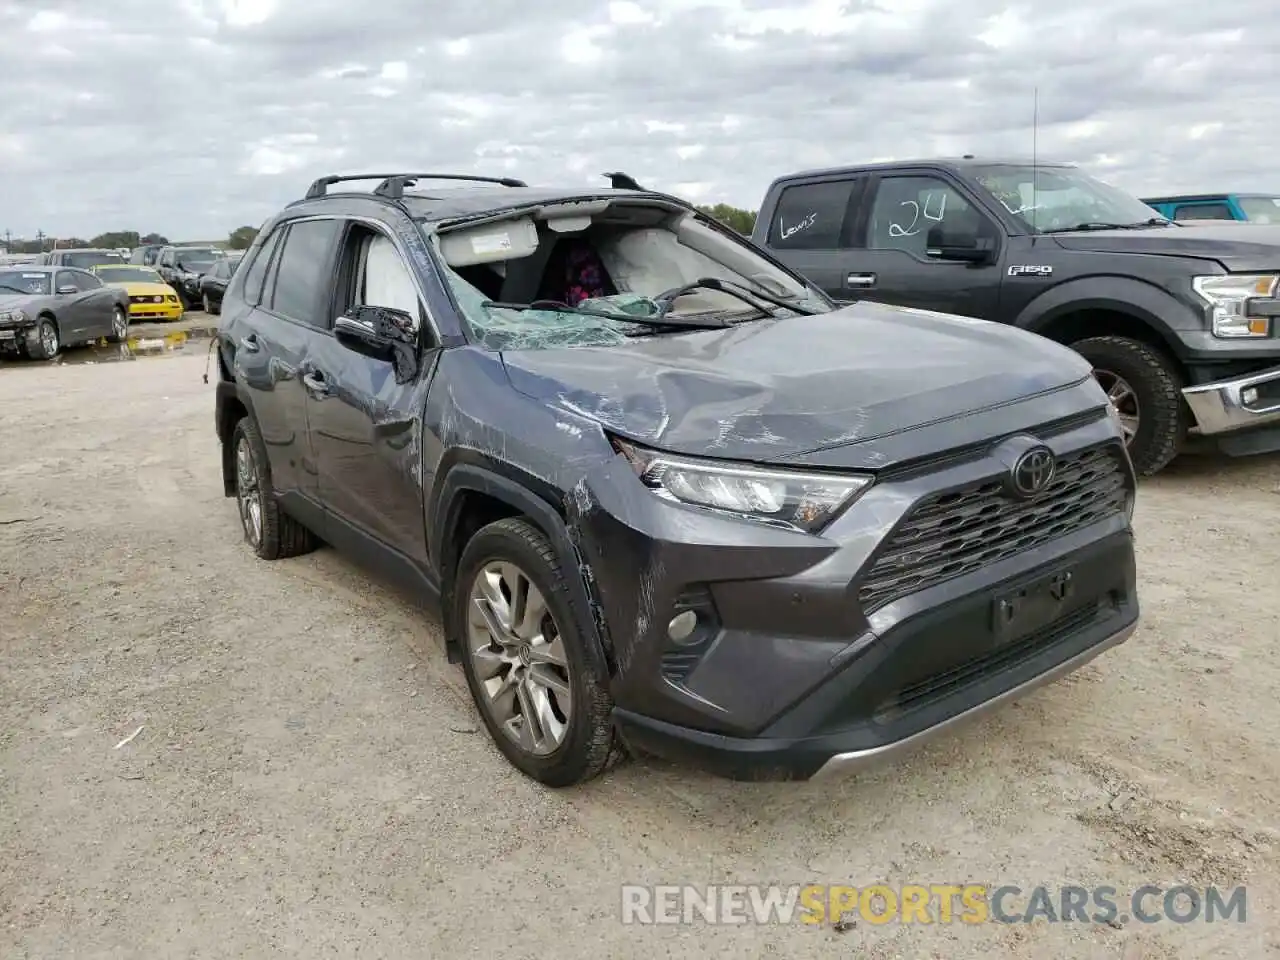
<box><xmin>751</xmin><ymin>157</ymin><xmax>1280</xmax><ymax>475</ymax></box>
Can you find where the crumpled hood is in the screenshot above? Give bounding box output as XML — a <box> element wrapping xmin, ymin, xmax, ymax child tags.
<box><xmin>499</xmin><ymin>301</ymin><xmax>1093</xmax><ymax>463</ymax></box>
<box><xmin>1052</xmin><ymin>222</ymin><xmax>1280</xmax><ymax>271</ymax></box>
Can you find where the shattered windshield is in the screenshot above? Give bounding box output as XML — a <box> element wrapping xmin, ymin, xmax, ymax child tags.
<box><xmin>436</xmin><ymin>208</ymin><xmax>830</xmax><ymax>350</ymax></box>
<box><xmin>970</xmin><ymin>164</ymin><xmax>1168</xmax><ymax>232</ymax></box>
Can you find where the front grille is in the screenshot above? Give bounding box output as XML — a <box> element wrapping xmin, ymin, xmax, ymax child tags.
<box><xmin>858</xmin><ymin>443</ymin><xmax>1129</xmax><ymax>613</ymax></box>
<box><xmin>129</xmin><ymin>294</ymin><xmax>165</xmax><ymax>304</ymax></box>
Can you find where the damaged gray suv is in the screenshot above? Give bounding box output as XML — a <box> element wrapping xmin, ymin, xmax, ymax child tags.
<box><xmin>213</xmin><ymin>171</ymin><xmax>1140</xmax><ymax>786</ymax></box>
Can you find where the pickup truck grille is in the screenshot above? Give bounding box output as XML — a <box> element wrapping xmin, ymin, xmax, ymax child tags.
<box><xmin>858</xmin><ymin>442</ymin><xmax>1129</xmax><ymax>613</ymax></box>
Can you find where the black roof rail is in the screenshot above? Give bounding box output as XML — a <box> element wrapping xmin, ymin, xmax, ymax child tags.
<box><xmin>372</xmin><ymin>174</ymin><xmax>527</xmax><ymax>199</ymax></box>
<box><xmin>302</xmin><ymin>172</ymin><xmax>527</xmax><ymax>200</ymax></box>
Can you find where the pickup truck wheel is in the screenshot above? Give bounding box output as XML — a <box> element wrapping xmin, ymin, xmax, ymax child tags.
<box><xmin>229</xmin><ymin>415</ymin><xmax>318</xmax><ymax>560</ymax></box>
<box><xmin>1071</xmin><ymin>336</ymin><xmax>1185</xmax><ymax>476</ymax></box>
<box><xmin>453</xmin><ymin>517</ymin><xmax>618</xmax><ymax>787</ymax></box>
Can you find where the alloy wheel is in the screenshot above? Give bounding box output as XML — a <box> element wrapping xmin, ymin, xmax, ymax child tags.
<box><xmin>112</xmin><ymin>307</ymin><xmax>127</xmax><ymax>339</ymax></box>
<box><xmin>203</xmin><ymin>293</ymin><xmax>211</xmax><ymax>313</ymax></box>
<box><xmin>39</xmin><ymin>322</ymin><xmax>58</xmax><ymax>357</ymax></box>
<box><xmin>235</xmin><ymin>436</ymin><xmax>263</xmax><ymax>546</ymax></box>
<box><xmin>466</xmin><ymin>560</ymin><xmax>573</xmax><ymax>756</ymax></box>
<box><xmin>1093</xmin><ymin>368</ymin><xmax>1140</xmax><ymax>445</ymax></box>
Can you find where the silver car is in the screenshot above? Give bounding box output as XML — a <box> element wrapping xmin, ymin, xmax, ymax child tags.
<box><xmin>0</xmin><ymin>266</ymin><xmax>131</xmax><ymax>360</ymax></box>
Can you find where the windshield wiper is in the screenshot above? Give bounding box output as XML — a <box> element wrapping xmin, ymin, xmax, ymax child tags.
<box><xmin>480</xmin><ymin>299</ymin><xmax>729</xmax><ymax>330</ymax></box>
<box><xmin>654</xmin><ymin>277</ymin><xmax>824</xmax><ymax>320</ymax></box>
<box><xmin>1042</xmin><ymin>217</ymin><xmax>1174</xmax><ymax>234</ymax></box>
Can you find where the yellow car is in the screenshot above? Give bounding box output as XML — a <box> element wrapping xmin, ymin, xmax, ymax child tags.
<box><xmin>90</xmin><ymin>264</ymin><xmax>184</xmax><ymax>321</ymax></box>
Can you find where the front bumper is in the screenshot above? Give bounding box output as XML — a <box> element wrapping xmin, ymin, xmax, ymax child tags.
<box><xmin>129</xmin><ymin>301</ymin><xmax>184</xmax><ymax>321</ymax></box>
<box><xmin>572</xmin><ymin>402</ymin><xmax>1139</xmax><ymax>781</ymax></box>
<box><xmin>613</xmin><ymin>533</ymin><xmax>1138</xmax><ymax>781</ymax></box>
<box><xmin>1183</xmin><ymin>362</ymin><xmax>1280</xmax><ymax>435</ymax></box>
<box><xmin>0</xmin><ymin>318</ymin><xmax>37</xmax><ymax>351</ymax></box>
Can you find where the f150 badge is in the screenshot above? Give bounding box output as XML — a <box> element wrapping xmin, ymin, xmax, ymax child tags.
<box><xmin>1008</xmin><ymin>265</ymin><xmax>1053</xmax><ymax>277</ymax></box>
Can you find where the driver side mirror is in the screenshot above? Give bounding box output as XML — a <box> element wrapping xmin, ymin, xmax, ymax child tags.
<box><xmin>925</xmin><ymin>226</ymin><xmax>995</xmax><ymax>264</ymax></box>
<box><xmin>56</xmin><ymin>284</ymin><xmax>77</xmax><ymax>295</ymax></box>
<box><xmin>334</xmin><ymin>304</ymin><xmax>420</xmax><ymax>381</ymax></box>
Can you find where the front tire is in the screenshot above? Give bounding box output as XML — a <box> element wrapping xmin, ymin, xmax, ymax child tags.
<box><xmin>106</xmin><ymin>305</ymin><xmax>128</xmax><ymax>344</ymax></box>
<box><xmin>229</xmin><ymin>416</ymin><xmax>318</xmax><ymax>560</ymax></box>
<box><xmin>452</xmin><ymin>517</ymin><xmax>618</xmax><ymax>787</ymax></box>
<box><xmin>27</xmin><ymin>318</ymin><xmax>60</xmax><ymax>360</ymax></box>
<box><xmin>1072</xmin><ymin>335</ymin><xmax>1186</xmax><ymax>476</ymax></box>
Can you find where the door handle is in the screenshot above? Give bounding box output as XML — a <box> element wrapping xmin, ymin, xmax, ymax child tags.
<box><xmin>847</xmin><ymin>273</ymin><xmax>877</xmax><ymax>287</ymax></box>
<box><xmin>239</xmin><ymin>334</ymin><xmax>260</xmax><ymax>353</ymax></box>
<box><xmin>302</xmin><ymin>371</ymin><xmax>330</xmax><ymax>396</ymax></box>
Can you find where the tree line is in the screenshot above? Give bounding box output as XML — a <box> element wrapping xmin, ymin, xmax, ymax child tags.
<box><xmin>2</xmin><ymin>205</ymin><xmax>757</xmax><ymax>257</ymax></box>
<box><xmin>2</xmin><ymin>225</ymin><xmax>262</xmax><ymax>255</ymax></box>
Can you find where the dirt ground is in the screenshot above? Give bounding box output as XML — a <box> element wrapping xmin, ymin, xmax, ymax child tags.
<box><xmin>2</xmin><ymin>348</ymin><xmax>1278</xmax><ymax>959</ymax></box>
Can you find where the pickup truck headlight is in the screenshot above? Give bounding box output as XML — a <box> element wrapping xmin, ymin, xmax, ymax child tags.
<box><xmin>1192</xmin><ymin>274</ymin><xmax>1278</xmax><ymax>338</ymax></box>
<box><xmin>614</xmin><ymin>438</ymin><xmax>873</xmax><ymax>533</ymax></box>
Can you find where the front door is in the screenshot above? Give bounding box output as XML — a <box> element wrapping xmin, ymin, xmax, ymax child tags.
<box><xmin>53</xmin><ymin>270</ymin><xmax>95</xmax><ymax>340</ymax></box>
<box><xmin>305</xmin><ymin>219</ymin><xmax>436</xmax><ymax>565</ymax></box>
<box><xmin>847</xmin><ymin>172</ymin><xmax>1005</xmax><ymax>320</ymax></box>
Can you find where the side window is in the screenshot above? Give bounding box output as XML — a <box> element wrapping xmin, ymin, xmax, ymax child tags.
<box><xmin>1174</xmin><ymin>203</ymin><xmax>1232</xmax><ymax>221</ymax></box>
<box><xmin>238</xmin><ymin>228</ymin><xmax>282</xmax><ymax>307</ymax></box>
<box><xmin>867</xmin><ymin>176</ymin><xmax>986</xmax><ymax>256</ymax></box>
<box><xmin>54</xmin><ymin>271</ymin><xmax>75</xmax><ymax>292</ymax></box>
<box><xmin>265</xmin><ymin>219</ymin><xmax>342</xmax><ymax>325</ymax></box>
<box><xmin>159</xmin><ymin>250</ymin><xmax>173</xmax><ymax>267</ymax></box>
<box><xmin>336</xmin><ymin>224</ymin><xmax>424</xmax><ymax>336</ymax></box>
<box><xmin>766</xmin><ymin>180</ymin><xmax>858</xmax><ymax>250</ymax></box>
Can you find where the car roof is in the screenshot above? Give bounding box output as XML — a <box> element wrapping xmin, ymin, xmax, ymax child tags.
<box><xmin>54</xmin><ymin>247</ymin><xmax>119</xmax><ymax>253</ymax></box>
<box><xmin>295</xmin><ymin>183</ymin><xmax>669</xmax><ymax>223</ymax></box>
<box><xmin>769</xmin><ymin>156</ymin><xmax>1075</xmax><ymax>183</ymax></box>
<box><xmin>0</xmin><ymin>265</ymin><xmax>53</xmax><ymax>273</ymax></box>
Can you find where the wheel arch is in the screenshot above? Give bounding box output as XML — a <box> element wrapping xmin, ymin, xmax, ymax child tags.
<box><xmin>216</xmin><ymin>379</ymin><xmax>258</xmax><ymax>497</ymax></box>
<box><xmin>430</xmin><ymin>458</ymin><xmax>614</xmax><ymax>674</ymax></box>
<box><xmin>1016</xmin><ymin>278</ymin><xmax>1192</xmax><ymax>371</ymax></box>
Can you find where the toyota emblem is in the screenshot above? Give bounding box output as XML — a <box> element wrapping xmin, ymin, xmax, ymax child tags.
<box><xmin>1011</xmin><ymin>446</ymin><xmax>1056</xmax><ymax>497</ymax></box>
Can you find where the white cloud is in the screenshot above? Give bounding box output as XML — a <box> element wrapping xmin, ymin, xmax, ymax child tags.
<box><xmin>0</xmin><ymin>0</ymin><xmax>1277</xmax><ymax>238</ymax></box>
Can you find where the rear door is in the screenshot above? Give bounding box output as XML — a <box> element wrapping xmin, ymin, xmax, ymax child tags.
<box><xmin>230</xmin><ymin>219</ymin><xmax>342</xmax><ymax>506</ymax></box>
<box><xmin>304</xmin><ymin>216</ymin><xmax>438</xmax><ymax>564</ymax></box>
<box><xmin>758</xmin><ymin>177</ymin><xmax>867</xmax><ymax>303</ymax></box>
<box><xmin>847</xmin><ymin>171</ymin><xmax>1004</xmax><ymax>319</ymax></box>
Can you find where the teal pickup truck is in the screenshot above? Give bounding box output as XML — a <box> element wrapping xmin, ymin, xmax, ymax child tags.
<box><xmin>1142</xmin><ymin>193</ymin><xmax>1280</xmax><ymax>223</ymax></box>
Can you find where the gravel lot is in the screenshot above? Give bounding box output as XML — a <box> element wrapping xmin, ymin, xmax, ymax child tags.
<box><xmin>2</xmin><ymin>348</ymin><xmax>1278</xmax><ymax>959</ymax></box>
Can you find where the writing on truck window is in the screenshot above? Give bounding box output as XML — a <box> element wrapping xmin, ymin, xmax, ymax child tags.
<box><xmin>778</xmin><ymin>213</ymin><xmax>817</xmax><ymax>240</ymax></box>
<box><xmin>889</xmin><ymin>190</ymin><xmax>948</xmax><ymax>238</ymax></box>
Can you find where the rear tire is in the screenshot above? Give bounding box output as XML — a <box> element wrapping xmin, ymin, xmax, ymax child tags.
<box><xmin>1072</xmin><ymin>335</ymin><xmax>1186</xmax><ymax>476</ymax></box>
<box><xmin>229</xmin><ymin>415</ymin><xmax>318</xmax><ymax>560</ymax></box>
<box><xmin>452</xmin><ymin>517</ymin><xmax>619</xmax><ymax>787</ymax></box>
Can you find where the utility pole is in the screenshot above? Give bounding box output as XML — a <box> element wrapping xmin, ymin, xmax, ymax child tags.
<box><xmin>2</xmin><ymin>230</ymin><xmax>9</xmax><ymax>253</ymax></box>
<box><xmin>36</xmin><ymin>230</ymin><xmax>46</xmax><ymax>252</ymax></box>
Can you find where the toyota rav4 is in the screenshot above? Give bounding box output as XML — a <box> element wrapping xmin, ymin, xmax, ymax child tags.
<box><xmin>213</xmin><ymin>171</ymin><xmax>1140</xmax><ymax>786</ymax></box>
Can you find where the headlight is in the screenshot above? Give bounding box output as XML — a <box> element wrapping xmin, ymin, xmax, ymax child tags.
<box><xmin>613</xmin><ymin>438</ymin><xmax>873</xmax><ymax>533</ymax></box>
<box><xmin>0</xmin><ymin>309</ymin><xmax>27</xmax><ymax>324</ymax></box>
<box><xmin>1192</xmin><ymin>274</ymin><xmax>1277</xmax><ymax>338</ymax></box>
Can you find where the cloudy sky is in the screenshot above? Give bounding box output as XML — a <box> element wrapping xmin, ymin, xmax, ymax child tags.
<box><xmin>0</xmin><ymin>0</ymin><xmax>1275</xmax><ymax>241</ymax></box>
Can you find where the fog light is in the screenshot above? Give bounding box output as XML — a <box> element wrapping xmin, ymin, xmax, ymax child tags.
<box><xmin>667</xmin><ymin>610</ymin><xmax>698</xmax><ymax>644</ymax></box>
<box><xmin>1242</xmin><ymin>387</ymin><xmax>1258</xmax><ymax>405</ymax></box>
